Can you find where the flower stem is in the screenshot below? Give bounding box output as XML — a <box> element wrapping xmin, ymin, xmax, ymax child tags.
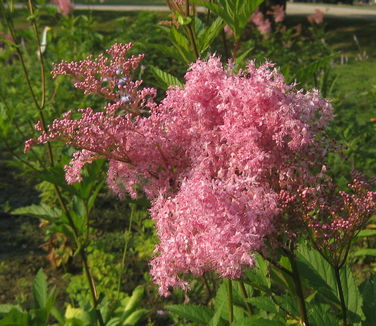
<box><xmin>239</xmin><ymin>280</ymin><xmax>253</xmax><ymax>316</ymax></box>
<box><xmin>288</xmin><ymin>252</ymin><xmax>310</xmax><ymax>326</ymax></box>
<box><xmin>334</xmin><ymin>266</ymin><xmax>347</xmax><ymax>326</ymax></box>
<box><xmin>227</xmin><ymin>279</ymin><xmax>234</xmax><ymax>323</ymax></box>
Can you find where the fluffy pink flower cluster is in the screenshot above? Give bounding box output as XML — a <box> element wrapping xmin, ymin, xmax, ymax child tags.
<box><xmin>27</xmin><ymin>44</ymin><xmax>336</xmax><ymax>296</ymax></box>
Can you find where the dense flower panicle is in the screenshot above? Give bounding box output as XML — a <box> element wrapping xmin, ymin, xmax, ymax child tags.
<box><xmin>27</xmin><ymin>45</ymin><xmax>341</xmax><ymax>296</ymax></box>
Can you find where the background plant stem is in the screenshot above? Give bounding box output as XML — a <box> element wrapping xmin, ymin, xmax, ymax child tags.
<box><xmin>334</xmin><ymin>266</ymin><xmax>347</xmax><ymax>326</ymax></box>
<box><xmin>288</xmin><ymin>252</ymin><xmax>310</xmax><ymax>326</ymax></box>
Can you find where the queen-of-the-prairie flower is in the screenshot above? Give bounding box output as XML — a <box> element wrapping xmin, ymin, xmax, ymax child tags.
<box><xmin>27</xmin><ymin>44</ymin><xmax>344</xmax><ymax>296</ymax></box>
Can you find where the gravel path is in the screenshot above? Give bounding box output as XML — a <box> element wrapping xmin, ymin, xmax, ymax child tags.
<box><xmin>71</xmin><ymin>3</ymin><xmax>376</xmax><ymax>19</ymax></box>
<box><xmin>14</xmin><ymin>2</ymin><xmax>376</xmax><ymax>20</ymax></box>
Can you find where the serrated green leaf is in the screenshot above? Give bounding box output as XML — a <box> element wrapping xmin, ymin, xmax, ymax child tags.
<box><xmin>308</xmin><ymin>303</ymin><xmax>339</xmax><ymax>326</ymax></box>
<box><xmin>297</xmin><ymin>245</ymin><xmax>339</xmax><ymax>305</ymax></box>
<box><xmin>198</xmin><ymin>17</ymin><xmax>224</xmax><ymax>54</ymax></box>
<box><xmin>12</xmin><ymin>203</ymin><xmax>62</xmax><ymax>221</ymax></box>
<box><xmin>150</xmin><ymin>66</ymin><xmax>183</xmax><ymax>90</ymax></box>
<box><xmin>339</xmin><ymin>266</ymin><xmax>364</xmax><ymax>323</ymax></box>
<box><xmin>32</xmin><ymin>269</ymin><xmax>48</xmax><ymax>309</ymax></box>
<box><xmin>166</xmin><ymin>304</ymin><xmax>214</xmax><ymax>324</ymax></box>
<box><xmin>247</xmin><ymin>297</ymin><xmax>278</xmax><ymax>314</ymax></box>
<box><xmin>208</xmin><ymin>302</ymin><xmax>226</xmax><ymax>326</ymax></box>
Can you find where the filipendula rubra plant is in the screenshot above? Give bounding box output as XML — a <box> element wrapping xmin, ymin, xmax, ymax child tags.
<box><xmin>26</xmin><ymin>43</ymin><xmax>376</xmax><ymax>298</ymax></box>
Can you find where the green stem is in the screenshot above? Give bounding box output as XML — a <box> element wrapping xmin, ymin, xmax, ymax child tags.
<box><xmin>116</xmin><ymin>208</ymin><xmax>134</xmax><ymax>298</ymax></box>
<box><xmin>227</xmin><ymin>279</ymin><xmax>234</xmax><ymax>324</ymax></box>
<box><xmin>239</xmin><ymin>280</ymin><xmax>253</xmax><ymax>316</ymax></box>
<box><xmin>221</xmin><ymin>29</ymin><xmax>230</xmax><ymax>61</ymax></box>
<box><xmin>55</xmin><ymin>187</ymin><xmax>105</xmax><ymax>326</ymax></box>
<box><xmin>232</xmin><ymin>39</ymin><xmax>239</xmax><ymax>62</ymax></box>
<box><xmin>334</xmin><ymin>266</ymin><xmax>347</xmax><ymax>326</ymax></box>
<box><xmin>288</xmin><ymin>252</ymin><xmax>310</xmax><ymax>326</ymax></box>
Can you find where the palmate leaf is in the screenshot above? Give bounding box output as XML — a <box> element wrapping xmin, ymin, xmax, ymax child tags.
<box><xmin>165</xmin><ymin>304</ymin><xmax>214</xmax><ymax>324</ymax></box>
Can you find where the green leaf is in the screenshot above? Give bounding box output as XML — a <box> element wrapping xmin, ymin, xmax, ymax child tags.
<box><xmin>273</xmin><ymin>295</ymin><xmax>299</xmax><ymax>318</ymax></box>
<box><xmin>0</xmin><ymin>304</ymin><xmax>22</xmax><ymax>316</ymax></box>
<box><xmin>166</xmin><ymin>304</ymin><xmax>214</xmax><ymax>324</ymax></box>
<box><xmin>198</xmin><ymin>17</ymin><xmax>224</xmax><ymax>54</ymax></box>
<box><xmin>124</xmin><ymin>286</ymin><xmax>144</xmax><ymax>316</ymax></box>
<box><xmin>247</xmin><ymin>297</ymin><xmax>278</xmax><ymax>314</ymax></box>
<box><xmin>177</xmin><ymin>15</ymin><xmax>192</xmax><ymax>26</ymax></box>
<box><xmin>170</xmin><ymin>27</ymin><xmax>195</xmax><ymax>64</ymax></box>
<box><xmin>0</xmin><ymin>308</ymin><xmax>29</xmax><ymax>326</ymax></box>
<box><xmin>308</xmin><ymin>303</ymin><xmax>339</xmax><ymax>326</ymax></box>
<box><xmin>32</xmin><ymin>269</ymin><xmax>48</xmax><ymax>309</ymax></box>
<box><xmin>339</xmin><ymin>266</ymin><xmax>364</xmax><ymax>323</ymax></box>
<box><xmin>356</xmin><ymin>229</ymin><xmax>376</xmax><ymax>238</ymax></box>
<box><xmin>123</xmin><ymin>309</ymin><xmax>148</xmax><ymax>325</ymax></box>
<box><xmin>359</xmin><ymin>274</ymin><xmax>376</xmax><ymax>325</ymax></box>
<box><xmin>208</xmin><ymin>302</ymin><xmax>226</xmax><ymax>326</ymax></box>
<box><xmin>150</xmin><ymin>66</ymin><xmax>183</xmax><ymax>90</ymax></box>
<box><xmin>297</xmin><ymin>245</ymin><xmax>339</xmax><ymax>305</ymax></box>
<box><xmin>353</xmin><ymin>248</ymin><xmax>376</xmax><ymax>257</ymax></box>
<box><xmin>230</xmin><ymin>317</ymin><xmax>284</xmax><ymax>326</ymax></box>
<box><xmin>244</xmin><ymin>255</ymin><xmax>271</xmax><ymax>292</ymax></box>
<box><xmin>12</xmin><ymin>203</ymin><xmax>62</xmax><ymax>221</ymax></box>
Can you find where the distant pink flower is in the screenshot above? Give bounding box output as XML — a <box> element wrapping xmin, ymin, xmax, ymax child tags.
<box><xmin>52</xmin><ymin>0</ymin><xmax>74</xmax><ymax>16</ymax></box>
<box><xmin>268</xmin><ymin>5</ymin><xmax>285</xmax><ymax>23</ymax></box>
<box><xmin>251</xmin><ymin>10</ymin><xmax>271</xmax><ymax>35</ymax></box>
<box><xmin>224</xmin><ymin>25</ymin><xmax>233</xmax><ymax>37</ymax></box>
<box><xmin>307</xmin><ymin>9</ymin><xmax>325</xmax><ymax>25</ymax></box>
